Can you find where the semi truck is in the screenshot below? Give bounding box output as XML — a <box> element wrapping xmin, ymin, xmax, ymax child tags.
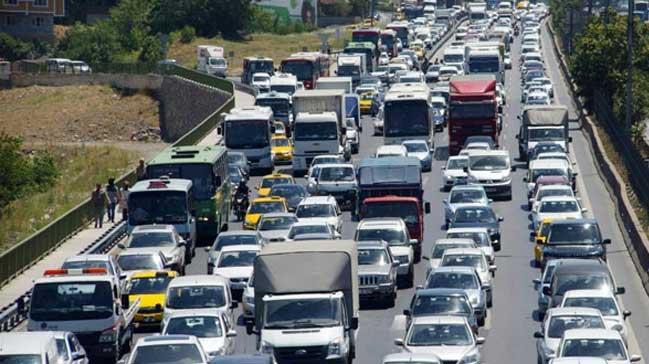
<box><xmin>316</xmin><ymin>76</ymin><xmax>353</xmax><ymax>93</ymax></box>
<box><xmin>291</xmin><ymin>89</ymin><xmax>349</xmax><ymax>175</ymax></box>
<box><xmin>220</xmin><ymin>106</ymin><xmax>274</xmax><ymax>172</ymax></box>
<box><xmin>246</xmin><ymin>240</ymin><xmax>359</xmax><ymax>364</ymax></box>
<box><xmin>196</xmin><ymin>45</ymin><xmax>227</xmax><ymax>77</ymax></box>
<box><xmin>517</xmin><ymin>105</ymin><xmax>570</xmax><ymax>160</ymax></box>
<box><xmin>448</xmin><ymin>75</ymin><xmax>499</xmax><ymax>155</ymax></box>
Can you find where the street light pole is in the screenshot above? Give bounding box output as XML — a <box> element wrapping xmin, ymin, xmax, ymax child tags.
<box><xmin>626</xmin><ymin>0</ymin><xmax>634</xmax><ymax>135</ymax></box>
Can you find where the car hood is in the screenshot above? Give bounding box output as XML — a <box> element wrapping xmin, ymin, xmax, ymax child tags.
<box><xmin>535</xmin><ymin>212</ymin><xmax>582</xmax><ymax>223</ymax></box>
<box><xmin>298</xmin><ymin>217</ymin><xmax>337</xmax><ymax>228</ymax></box>
<box><xmin>445</xmin><ymin>170</ymin><xmax>467</xmax><ymax>178</ymax></box>
<box><xmin>447</xmin><ymin>202</ymin><xmax>487</xmax><ymax>214</ymax></box>
<box><xmin>408</xmin><ymin>152</ymin><xmax>430</xmax><ymax>161</ymax></box>
<box><xmin>389</xmin><ymin>245</ymin><xmax>412</xmax><ymax>257</ymax></box>
<box><xmin>450</xmin><ymin>221</ymin><xmax>498</xmax><ymax>231</ymax></box>
<box><xmin>245</xmin><ymin>213</ymin><xmax>262</xmax><ymax>227</ymax></box>
<box><xmin>213</xmin><ymin>266</ymin><xmax>253</xmax><ymax>279</ymax></box>
<box><xmin>359</xmin><ymin>264</ymin><xmax>391</xmax><ymax>275</ymax></box>
<box><xmin>259</xmin><ymin>229</ymin><xmax>290</xmax><ymax>242</ymax></box>
<box><xmin>541</xmin><ymin>244</ymin><xmax>605</xmax><ymax>258</ymax></box>
<box><xmin>199</xmin><ymin>337</ymin><xmax>227</xmax><ymax>356</ymax></box>
<box><xmin>469</xmin><ymin>169</ymin><xmax>511</xmax><ymax>180</ymax></box>
<box><xmin>405</xmin><ymin>344</ymin><xmax>474</xmax><ymax>361</ymax></box>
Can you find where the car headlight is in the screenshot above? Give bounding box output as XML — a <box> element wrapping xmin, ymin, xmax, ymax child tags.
<box><xmin>470</xmin><ymin>294</ymin><xmax>480</xmax><ymax>306</ymax></box>
<box><xmin>260</xmin><ymin>340</ymin><xmax>273</xmax><ymax>354</ymax></box>
<box><xmin>208</xmin><ymin>349</ymin><xmax>224</xmax><ymax>357</ymax></box>
<box><xmin>501</xmin><ymin>175</ymin><xmax>512</xmax><ymax>182</ymax></box>
<box><xmin>164</xmin><ymin>254</ymin><xmax>176</xmax><ymax>262</ymax></box>
<box><xmin>458</xmin><ymin>349</ymin><xmax>480</xmax><ymax>364</ymax></box>
<box><xmin>327</xmin><ymin>337</ymin><xmax>343</xmax><ymax>357</ymax></box>
<box><xmin>378</xmin><ymin>275</ymin><xmax>391</xmax><ymax>284</ymax></box>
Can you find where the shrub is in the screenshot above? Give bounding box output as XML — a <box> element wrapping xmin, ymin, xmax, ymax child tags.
<box><xmin>179</xmin><ymin>25</ymin><xmax>196</xmax><ymax>43</ymax></box>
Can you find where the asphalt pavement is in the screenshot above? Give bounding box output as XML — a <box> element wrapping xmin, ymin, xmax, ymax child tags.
<box><xmin>126</xmin><ymin>21</ymin><xmax>649</xmax><ymax>364</ymax></box>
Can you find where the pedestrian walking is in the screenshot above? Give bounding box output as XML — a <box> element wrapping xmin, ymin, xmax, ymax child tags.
<box><xmin>119</xmin><ymin>181</ymin><xmax>130</xmax><ymax>222</ymax></box>
<box><xmin>106</xmin><ymin>178</ymin><xmax>119</xmax><ymax>223</ymax></box>
<box><xmin>91</xmin><ymin>184</ymin><xmax>107</xmax><ymax>228</ymax></box>
<box><xmin>136</xmin><ymin>159</ymin><xmax>147</xmax><ymax>181</ymax></box>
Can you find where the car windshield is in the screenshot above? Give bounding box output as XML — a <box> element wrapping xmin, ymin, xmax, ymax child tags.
<box><xmin>217</xmin><ymin>250</ymin><xmax>257</xmax><ymax>268</ymax></box>
<box><xmin>0</xmin><ymin>355</ymin><xmax>42</xmax><ymax>364</ymax></box>
<box><xmin>538</xmin><ymin>188</ymin><xmax>572</xmax><ymax>200</ymax></box>
<box><xmin>167</xmin><ymin>285</ymin><xmax>226</xmax><ymax>309</ymax></box>
<box><xmin>129</xmin><ymin>232</ymin><xmax>175</xmax><ymax>248</ymax></box>
<box><xmin>288</xmin><ymin>225</ymin><xmax>330</xmax><ymax>239</ymax></box>
<box><xmin>407</xmin><ymin>323</ymin><xmax>472</xmax><ymax>346</ymax></box>
<box><xmin>249</xmin><ymin>201</ymin><xmax>285</xmax><ymax>214</ymax></box>
<box><xmin>442</xmin><ymin>254</ymin><xmax>486</xmax><ymax>271</ymax></box>
<box><xmin>432</xmin><ymin>243</ymin><xmax>470</xmax><ymax>258</ymax></box>
<box><xmin>30</xmin><ymin>281</ymin><xmax>113</xmax><ymax>321</ymax></box>
<box><xmin>272</xmin><ymin>138</ymin><xmax>290</xmax><ymax>147</ymax></box>
<box><xmin>454</xmin><ymin>208</ymin><xmax>496</xmax><ymax>223</ymax></box>
<box><xmin>539</xmin><ymin>200</ymin><xmax>579</xmax><ymax>213</ymax></box>
<box><xmin>261</xmin><ymin>177</ymin><xmax>292</xmax><ymax>188</ymax></box>
<box><xmin>548</xmin><ymin>223</ymin><xmax>600</xmax><ymax>244</ymax></box>
<box><xmin>296</xmin><ymin>204</ymin><xmax>335</xmax><ymax>218</ymax></box>
<box><xmin>412</xmin><ymin>295</ymin><xmax>471</xmax><ymax>316</ymax></box>
<box><xmin>213</xmin><ymin>235</ymin><xmax>257</xmax><ymax>250</ymax></box>
<box><xmin>532</xmin><ymin>144</ymin><xmax>565</xmax><ymax>157</ymax></box>
<box><xmin>165</xmin><ymin>316</ymin><xmax>223</xmax><ymax>338</ymax></box>
<box><xmin>358</xmin><ymin>249</ymin><xmax>390</xmax><ymax>265</ymax></box>
<box><xmin>403</xmin><ymin>142</ymin><xmax>428</xmax><ymax>153</ymax></box>
<box><xmin>426</xmin><ymin>273</ymin><xmax>479</xmax><ymax>290</ymax></box>
<box><xmin>450</xmin><ymin>190</ymin><xmax>485</xmax><ymax>204</ymax></box>
<box><xmin>532</xmin><ymin>168</ymin><xmax>567</xmax><ymax>181</ymax></box>
<box><xmin>131</xmin><ymin>344</ymin><xmax>203</xmax><ymax>364</ymax></box>
<box><xmin>555</xmin><ymin>274</ymin><xmax>611</xmax><ymax>295</ymax></box>
<box><xmin>127</xmin><ymin>276</ymin><xmax>173</xmax><ymax>295</ymax></box>
<box><xmin>561</xmin><ymin>339</ymin><xmax>626</xmax><ymax>360</ymax></box>
<box><xmin>547</xmin><ymin>315</ymin><xmax>605</xmax><ymax>338</ymax></box>
<box><xmin>447</xmin><ymin>232</ymin><xmax>490</xmax><ymax>247</ymax></box>
<box><xmin>469</xmin><ymin>155</ymin><xmax>509</xmax><ymax>171</ymax></box>
<box><xmin>118</xmin><ymin>254</ymin><xmax>162</xmax><ymax>271</ymax></box>
<box><xmin>357</xmin><ymin>228</ymin><xmax>406</xmax><ymax>245</ymax></box>
<box><xmin>563</xmin><ymin>297</ymin><xmax>619</xmax><ymax>316</ymax></box>
<box><xmin>253</xmin><ymin>76</ymin><xmax>268</xmax><ymax>82</ymax></box>
<box><xmin>319</xmin><ymin>167</ymin><xmax>355</xmax><ymax>182</ymax></box>
<box><xmin>259</xmin><ymin>216</ymin><xmax>297</xmax><ymax>230</ymax></box>
<box><xmin>447</xmin><ymin>158</ymin><xmax>469</xmax><ymax>170</ymax></box>
<box><xmin>270</xmin><ymin>185</ymin><xmax>305</xmax><ymax>199</ymax></box>
<box><xmin>265</xmin><ymin>298</ymin><xmax>342</xmax><ymax>329</ymax></box>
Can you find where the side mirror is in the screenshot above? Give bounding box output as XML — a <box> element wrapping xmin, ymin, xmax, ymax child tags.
<box><xmin>392</xmin><ymin>261</ymin><xmax>400</xmax><ymax>267</ymax></box>
<box><xmin>226</xmin><ymin>329</ymin><xmax>238</xmax><ymax>337</ymax></box>
<box><xmin>177</xmin><ymin>240</ymin><xmax>187</xmax><ymax>247</ymax></box>
<box><xmin>394</xmin><ymin>338</ymin><xmax>404</xmax><ymax>346</ymax></box>
<box><xmin>488</xmin><ymin>199</ymin><xmax>493</xmax><ymax>203</ymax></box>
<box><xmin>542</xmin><ymin>286</ymin><xmax>551</xmax><ymax>296</ymax></box>
<box><xmin>230</xmin><ymin>301</ymin><xmax>238</xmax><ymax>309</ymax></box>
<box><xmin>409</xmin><ymin>239</ymin><xmax>418</xmax><ymax>245</ymax></box>
<box><xmin>630</xmin><ymin>355</ymin><xmax>642</xmax><ymax>363</ymax></box>
<box><xmin>498</xmin><ymin>216</ymin><xmax>504</xmax><ymax>222</ymax></box>
<box><xmin>623</xmin><ymin>310</ymin><xmax>632</xmax><ymax>319</ymax></box>
<box><xmin>536</xmin><ymin>238</ymin><xmax>544</xmax><ymax>245</ymax></box>
<box><xmin>424</xmin><ymin>202</ymin><xmax>431</xmax><ymax>214</ymax></box>
<box><xmin>476</xmin><ymin>337</ymin><xmax>486</xmax><ymax>345</ymax></box>
<box><xmin>463</xmin><ymin>167</ymin><xmax>469</xmax><ymax>173</ymax></box>
<box><xmin>403</xmin><ymin>309</ymin><xmax>411</xmax><ymax>316</ymax></box>
<box><xmin>121</xmin><ymin>294</ymin><xmax>129</xmax><ymax>308</ymax></box>
<box><xmin>533</xmin><ymin>331</ymin><xmax>544</xmax><ymax>339</ymax></box>
<box><xmin>255</xmin><ymin>185</ymin><xmax>260</xmax><ymax>190</ymax></box>
<box><xmin>581</xmin><ymin>208</ymin><xmax>588</xmax><ymax>213</ymax></box>
<box><xmin>117</xmin><ymin>243</ymin><xmax>126</xmax><ymax>249</ymax></box>
<box><xmin>422</xmin><ymin>256</ymin><xmax>430</xmax><ymax>261</ymax></box>
<box><xmin>602</xmin><ymin>238</ymin><xmax>612</xmax><ymax>245</ymax></box>
<box><xmin>204</xmin><ymin>246</ymin><xmax>211</xmax><ymax>252</ymax></box>
<box><xmin>616</xmin><ymin>286</ymin><xmax>626</xmax><ymax>295</ymax></box>
<box><xmin>533</xmin><ymin>278</ymin><xmax>541</xmax><ymax>287</ymax></box>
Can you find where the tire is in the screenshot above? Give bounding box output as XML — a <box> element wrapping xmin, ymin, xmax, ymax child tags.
<box><xmin>385</xmin><ymin>292</ymin><xmax>396</xmax><ymax>308</ymax></box>
<box><xmin>407</xmin><ymin>267</ymin><xmax>414</xmax><ymax>288</ymax></box>
<box><xmin>487</xmin><ymin>293</ymin><xmax>493</xmax><ymax>308</ymax></box>
<box><xmin>478</xmin><ymin>316</ymin><xmax>485</xmax><ymax>327</ymax></box>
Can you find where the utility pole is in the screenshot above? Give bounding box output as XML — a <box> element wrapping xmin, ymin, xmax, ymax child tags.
<box><xmin>626</xmin><ymin>0</ymin><xmax>634</xmax><ymax>134</ymax></box>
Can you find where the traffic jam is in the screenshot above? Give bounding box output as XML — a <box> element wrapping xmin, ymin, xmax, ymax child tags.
<box><xmin>0</xmin><ymin>2</ymin><xmax>644</xmax><ymax>364</ymax></box>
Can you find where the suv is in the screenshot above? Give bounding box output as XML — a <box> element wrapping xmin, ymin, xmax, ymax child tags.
<box><xmin>355</xmin><ymin>218</ymin><xmax>416</xmax><ymax>287</ymax></box>
<box><xmin>539</xmin><ymin>219</ymin><xmax>611</xmax><ymax>266</ymax></box>
<box><xmin>466</xmin><ymin>150</ymin><xmax>516</xmax><ymax>200</ymax></box>
<box><xmin>119</xmin><ymin>224</ymin><xmax>187</xmax><ymax>274</ymax></box>
<box><xmin>308</xmin><ymin>164</ymin><xmax>358</xmax><ymax>210</ymax></box>
<box><xmin>544</xmin><ymin>259</ymin><xmax>625</xmax><ymax>309</ymax></box>
<box><xmin>295</xmin><ymin>196</ymin><xmax>343</xmax><ymax>233</ymax></box>
<box><xmin>357</xmin><ymin>240</ymin><xmax>399</xmax><ymax>307</ymax></box>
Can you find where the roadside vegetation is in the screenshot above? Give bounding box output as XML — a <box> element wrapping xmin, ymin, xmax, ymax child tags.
<box><xmin>0</xmin><ymin>144</ymin><xmax>138</xmax><ymax>252</ymax></box>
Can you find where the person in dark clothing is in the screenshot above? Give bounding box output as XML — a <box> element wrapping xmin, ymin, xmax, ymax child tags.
<box><xmin>91</xmin><ymin>184</ymin><xmax>108</xmax><ymax>228</ymax></box>
<box><xmin>106</xmin><ymin>178</ymin><xmax>119</xmax><ymax>223</ymax></box>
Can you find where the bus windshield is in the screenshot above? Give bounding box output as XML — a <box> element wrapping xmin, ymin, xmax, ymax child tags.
<box><xmin>30</xmin><ymin>281</ymin><xmax>113</xmax><ymax>321</ymax></box>
<box><xmin>225</xmin><ymin>119</ymin><xmax>270</xmax><ymax>149</ymax></box>
<box><xmin>129</xmin><ymin>191</ymin><xmax>188</xmax><ymax>225</ymax></box>
<box><xmin>256</xmin><ymin>99</ymin><xmax>290</xmax><ymax>116</ymax></box>
<box><xmin>281</xmin><ymin>60</ymin><xmax>314</xmax><ymax>81</ymax></box>
<box><xmin>147</xmin><ymin>163</ymin><xmax>213</xmax><ymax>200</ymax></box>
<box><xmin>385</xmin><ymin>100</ymin><xmax>430</xmax><ymax>137</ymax></box>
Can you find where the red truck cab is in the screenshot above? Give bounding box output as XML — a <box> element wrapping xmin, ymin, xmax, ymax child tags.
<box><xmin>360</xmin><ymin>196</ymin><xmax>431</xmax><ymax>255</ymax></box>
<box><xmin>448</xmin><ymin>75</ymin><xmax>500</xmax><ymax>155</ymax></box>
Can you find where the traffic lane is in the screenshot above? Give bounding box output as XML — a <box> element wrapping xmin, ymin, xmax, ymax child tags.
<box><xmin>540</xmin><ymin>23</ymin><xmax>649</xmax><ymax>361</ymax></box>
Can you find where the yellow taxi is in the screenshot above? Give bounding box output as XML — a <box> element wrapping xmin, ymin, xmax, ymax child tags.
<box><xmin>244</xmin><ymin>196</ymin><xmax>288</xmax><ymax>230</ymax></box>
<box><xmin>125</xmin><ymin>270</ymin><xmax>178</xmax><ymax>326</ymax></box>
<box><xmin>532</xmin><ymin>218</ymin><xmax>553</xmax><ymax>266</ymax></box>
<box><xmin>410</xmin><ymin>41</ymin><xmax>425</xmax><ymax>60</ymax></box>
<box><xmin>257</xmin><ymin>172</ymin><xmax>295</xmax><ymax>197</ymax></box>
<box><xmin>359</xmin><ymin>91</ymin><xmax>378</xmax><ymax>115</ymax></box>
<box><xmin>271</xmin><ymin>136</ymin><xmax>293</xmax><ymax>164</ymax></box>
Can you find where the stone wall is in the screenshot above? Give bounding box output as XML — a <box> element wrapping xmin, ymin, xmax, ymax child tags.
<box><xmin>157</xmin><ymin>76</ymin><xmax>230</xmax><ymax>142</ymax></box>
<box><xmin>10</xmin><ymin>72</ymin><xmax>163</xmax><ymax>90</ymax></box>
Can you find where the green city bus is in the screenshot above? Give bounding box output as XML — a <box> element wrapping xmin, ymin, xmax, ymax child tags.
<box><xmin>146</xmin><ymin>145</ymin><xmax>231</xmax><ymax>240</ymax></box>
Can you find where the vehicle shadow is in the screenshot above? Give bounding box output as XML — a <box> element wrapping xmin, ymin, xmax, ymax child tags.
<box><xmin>434</xmin><ymin>146</ymin><xmax>449</xmax><ymax>161</ymax></box>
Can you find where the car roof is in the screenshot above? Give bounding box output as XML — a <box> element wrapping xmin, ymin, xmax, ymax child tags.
<box><xmin>357</xmin><ymin>240</ymin><xmax>390</xmax><ymax>249</ymax></box>
<box><xmin>538</xmin><ymin>196</ymin><xmax>578</xmax><ymax>202</ymax></box>
<box><xmin>358</xmin><ymin>218</ymin><xmax>405</xmax><ymax>229</ymax></box>
<box><xmin>219</xmin><ymin>245</ymin><xmax>261</xmax><ymax>253</ymax></box>
<box><xmin>554</xmin><ymin>259</ymin><xmax>609</xmax><ymax>275</ymax></box>
<box><xmin>448</xmin><ymin>155</ymin><xmax>469</xmax><ymax>161</ymax></box>
<box><xmin>443</xmin><ymin>248</ymin><xmax>485</xmax><ymax>256</ymax></box>
<box><xmin>290</xmin><ymin>220</ymin><xmax>331</xmax><ymax>227</ymax></box>
<box><xmin>217</xmin><ymin>230</ymin><xmax>258</xmax><ymax>237</ymax></box>
<box><xmin>64</xmin><ymin>254</ymin><xmax>112</xmax><ymax>262</ymax></box>
<box><xmin>382</xmin><ymin>352</ymin><xmax>441</xmax><ymax>363</ymax></box>
<box><xmin>546</xmin><ymin>307</ymin><xmax>604</xmax><ymax>317</ymax></box>
<box><xmin>549</xmin><ymin>358</ymin><xmax>607</xmax><ymax>364</ymax></box>
<box><xmin>411</xmin><ymin>315</ymin><xmax>468</xmax><ymax>325</ymax></box>
<box><xmin>0</xmin><ymin>332</ymin><xmax>57</xmax><ymax>354</ymax></box>
<box><xmin>446</xmin><ymin>227</ymin><xmax>490</xmax><ymax>234</ymax></box>
<box><xmin>415</xmin><ymin>288</ymin><xmax>469</xmax><ymax>297</ymax></box>
<box><xmin>430</xmin><ymin>266</ymin><xmax>477</xmax><ymax>274</ymax></box>
<box><xmin>262</xmin><ymin>173</ymin><xmax>292</xmax><ymax>179</ymax></box>
<box><xmin>139</xmin><ymin>335</ymin><xmax>199</xmax><ymax>346</ymax></box>
<box><xmin>132</xmin><ymin>224</ymin><xmax>176</xmax><ymax>233</ymax></box>
<box><xmin>252</xmin><ymin>196</ymin><xmax>286</xmax><ymax>203</ymax></box>
<box><xmin>529</xmin><ymin>159</ymin><xmax>570</xmax><ymax>169</ymax></box>
<box><xmin>210</xmin><ymin>355</ymin><xmax>273</xmax><ymax>364</ymax></box>
<box><xmin>538</xmin><ymin>184</ymin><xmax>573</xmax><ymax>191</ymax></box>
<box><xmin>318</xmin><ymin>163</ymin><xmax>354</xmax><ymax>169</ymax></box>
<box><xmin>561</xmin><ymin>328</ymin><xmax>622</xmax><ymax>340</ymax></box>
<box><xmin>562</xmin><ymin>289</ymin><xmax>614</xmax><ymax>298</ymax></box>
<box><xmin>299</xmin><ymin>195</ymin><xmax>336</xmax><ymax>205</ymax></box>
<box><xmin>434</xmin><ymin>238</ymin><xmax>476</xmax><ymax>245</ymax></box>
<box><xmin>550</xmin><ymin>218</ymin><xmax>598</xmax><ymax>225</ymax></box>
<box><xmin>259</xmin><ymin>212</ymin><xmax>296</xmax><ymax>219</ymax></box>
<box><xmin>168</xmin><ymin>274</ymin><xmax>229</xmax><ymax>287</ymax></box>
<box><xmin>118</xmin><ymin>248</ymin><xmax>164</xmax><ymax>256</ymax></box>
<box><xmin>450</xmin><ymin>185</ymin><xmax>486</xmax><ymax>192</ymax></box>
<box><xmin>130</xmin><ymin>270</ymin><xmax>177</xmax><ymax>279</ymax></box>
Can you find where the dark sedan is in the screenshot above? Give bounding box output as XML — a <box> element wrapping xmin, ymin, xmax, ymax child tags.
<box><xmin>449</xmin><ymin>205</ymin><xmax>503</xmax><ymax>247</ymax></box>
<box><xmin>269</xmin><ymin>183</ymin><xmax>308</xmax><ymax>212</ymax></box>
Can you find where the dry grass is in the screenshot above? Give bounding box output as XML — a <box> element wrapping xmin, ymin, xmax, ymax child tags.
<box><xmin>0</xmin><ymin>85</ymin><xmax>159</xmax><ymax>143</ymax></box>
<box><xmin>0</xmin><ymin>146</ymin><xmax>139</xmax><ymax>252</ymax></box>
<box><xmin>167</xmin><ymin>29</ymin><xmax>352</xmax><ymax>75</ymax></box>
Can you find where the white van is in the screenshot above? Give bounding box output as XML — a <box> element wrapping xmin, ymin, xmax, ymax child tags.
<box><xmin>163</xmin><ymin>275</ymin><xmax>236</xmax><ymax>325</ymax></box>
<box><xmin>0</xmin><ymin>332</ymin><xmax>61</xmax><ymax>364</ymax></box>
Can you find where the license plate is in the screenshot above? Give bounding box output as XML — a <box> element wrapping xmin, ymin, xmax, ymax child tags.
<box><xmin>360</xmin><ymin>288</ymin><xmax>373</xmax><ymax>295</ymax></box>
<box><xmin>143</xmin><ymin>317</ymin><xmax>156</xmax><ymax>323</ymax></box>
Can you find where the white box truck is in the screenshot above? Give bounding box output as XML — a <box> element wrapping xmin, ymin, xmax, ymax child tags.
<box><xmin>246</xmin><ymin>240</ymin><xmax>359</xmax><ymax>364</ymax></box>
<box><xmin>197</xmin><ymin>45</ymin><xmax>227</xmax><ymax>77</ymax></box>
<box><xmin>337</xmin><ymin>54</ymin><xmax>367</xmax><ymax>86</ymax></box>
<box><xmin>316</xmin><ymin>76</ymin><xmax>353</xmax><ymax>93</ymax></box>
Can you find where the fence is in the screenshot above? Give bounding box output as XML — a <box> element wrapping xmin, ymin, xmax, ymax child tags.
<box><xmin>0</xmin><ymin>64</ymin><xmax>235</xmax><ymax>286</ymax></box>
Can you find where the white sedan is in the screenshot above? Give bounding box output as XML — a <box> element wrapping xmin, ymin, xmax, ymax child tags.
<box><xmin>532</xmin><ymin>196</ymin><xmax>585</xmax><ymax>229</ymax></box>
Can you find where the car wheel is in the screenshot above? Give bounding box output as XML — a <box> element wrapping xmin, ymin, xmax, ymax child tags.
<box><xmin>407</xmin><ymin>267</ymin><xmax>414</xmax><ymax>288</ymax></box>
<box><xmin>478</xmin><ymin>316</ymin><xmax>485</xmax><ymax>327</ymax></box>
<box><xmin>487</xmin><ymin>293</ymin><xmax>493</xmax><ymax>308</ymax></box>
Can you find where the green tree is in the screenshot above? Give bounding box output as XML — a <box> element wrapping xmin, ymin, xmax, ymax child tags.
<box><xmin>0</xmin><ymin>33</ymin><xmax>35</xmax><ymax>61</ymax></box>
<box><xmin>109</xmin><ymin>0</ymin><xmax>157</xmax><ymax>51</ymax></box>
<box><xmin>57</xmin><ymin>21</ymin><xmax>121</xmax><ymax>64</ymax></box>
<box><xmin>138</xmin><ymin>35</ymin><xmax>164</xmax><ymax>62</ymax></box>
<box><xmin>151</xmin><ymin>0</ymin><xmax>252</xmax><ymax>38</ymax></box>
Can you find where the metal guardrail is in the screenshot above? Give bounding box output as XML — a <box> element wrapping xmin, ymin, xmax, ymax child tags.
<box><xmin>0</xmin><ymin>64</ymin><xmax>236</xmax><ymax>331</ymax></box>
